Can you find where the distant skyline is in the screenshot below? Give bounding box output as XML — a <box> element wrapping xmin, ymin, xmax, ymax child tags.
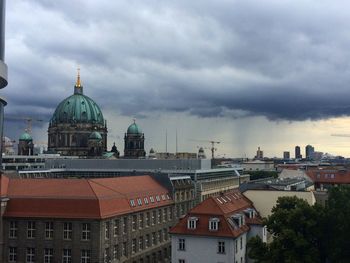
<box><xmin>3</xmin><ymin>0</ymin><xmax>350</xmax><ymax>158</ymax></box>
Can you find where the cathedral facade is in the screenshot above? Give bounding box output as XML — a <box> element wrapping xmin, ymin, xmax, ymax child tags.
<box><xmin>48</xmin><ymin>72</ymin><xmax>107</xmax><ymax>156</ymax></box>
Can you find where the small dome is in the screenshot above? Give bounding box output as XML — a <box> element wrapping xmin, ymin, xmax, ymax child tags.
<box><xmin>19</xmin><ymin>132</ymin><xmax>32</xmax><ymax>141</ymax></box>
<box><xmin>150</xmin><ymin>148</ymin><xmax>155</xmax><ymax>154</ymax></box>
<box><xmin>198</xmin><ymin>147</ymin><xmax>204</xmax><ymax>153</ymax></box>
<box><xmin>89</xmin><ymin>131</ymin><xmax>102</xmax><ymax>140</ymax></box>
<box><xmin>127</xmin><ymin>122</ymin><xmax>142</xmax><ymax>134</ymax></box>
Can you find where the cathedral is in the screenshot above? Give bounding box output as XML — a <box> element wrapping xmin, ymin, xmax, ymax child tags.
<box><xmin>124</xmin><ymin>120</ymin><xmax>146</xmax><ymax>158</ymax></box>
<box><xmin>47</xmin><ymin>71</ymin><xmax>108</xmax><ymax>156</ymax></box>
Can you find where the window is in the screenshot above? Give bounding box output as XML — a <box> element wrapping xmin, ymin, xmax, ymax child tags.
<box><xmin>27</xmin><ymin>221</ymin><xmax>36</xmax><ymax>239</ymax></box>
<box><xmin>139</xmin><ymin>214</ymin><xmax>144</xmax><ymax>229</ymax></box>
<box><xmin>123</xmin><ymin>217</ymin><xmax>127</xmax><ymax>234</ymax></box>
<box><xmin>81</xmin><ymin>250</ymin><xmax>90</xmax><ymax>263</ymax></box>
<box><xmin>9</xmin><ymin>221</ymin><xmax>17</xmax><ymax>239</ymax></box>
<box><xmin>187</xmin><ymin>217</ymin><xmax>198</xmax><ymax>229</ymax></box>
<box><xmin>152</xmin><ymin>232</ymin><xmax>156</xmax><ymax>245</ymax></box>
<box><xmin>158</xmin><ymin>209</ymin><xmax>162</xmax><ymax>223</ymax></box>
<box><xmin>145</xmin><ymin>234</ymin><xmax>150</xmax><ymax>248</ymax></box>
<box><xmin>137</xmin><ymin>198</ymin><xmax>142</xmax><ymax>206</ymax></box>
<box><xmin>26</xmin><ymin>248</ymin><xmax>35</xmax><ymax>263</ymax></box>
<box><xmin>150</xmin><ymin>196</ymin><xmax>155</xmax><ymax>203</ymax></box>
<box><xmin>146</xmin><ymin>212</ymin><xmax>150</xmax><ymax>227</ymax></box>
<box><xmin>122</xmin><ymin>242</ymin><xmax>127</xmax><ymax>257</ymax></box>
<box><xmin>161</xmin><ymin>194</ymin><xmax>166</xmax><ymax>200</ymax></box>
<box><xmin>130</xmin><ymin>199</ymin><xmax>136</xmax><ymax>207</ymax></box>
<box><xmin>163</xmin><ymin>208</ymin><xmax>167</xmax><ymax>222</ymax></box>
<box><xmin>218</xmin><ymin>241</ymin><xmax>225</xmax><ymax>254</ymax></box>
<box><xmin>178</xmin><ymin>238</ymin><xmax>185</xmax><ymax>251</ymax></box>
<box><xmin>114</xmin><ymin>219</ymin><xmax>119</xmax><ymax>236</ymax></box>
<box><xmin>179</xmin><ymin>260</ymin><xmax>185</xmax><ymax>263</ymax></box>
<box><xmin>44</xmin><ymin>248</ymin><xmax>53</xmax><ymax>263</ymax></box>
<box><xmin>63</xmin><ymin>222</ymin><xmax>72</xmax><ymax>240</ymax></box>
<box><xmin>152</xmin><ymin>211</ymin><xmax>156</xmax><ymax>225</ymax></box>
<box><xmin>9</xmin><ymin>247</ymin><xmax>17</xmax><ymax>262</ymax></box>
<box><xmin>104</xmin><ymin>248</ymin><xmax>109</xmax><ymax>263</ymax></box>
<box><xmin>156</xmin><ymin>195</ymin><xmax>160</xmax><ymax>202</ymax></box>
<box><xmin>132</xmin><ymin>215</ymin><xmax>137</xmax><ymax>231</ymax></box>
<box><xmin>82</xmin><ymin>223</ymin><xmax>91</xmax><ymax>240</ymax></box>
<box><xmin>166</xmin><ymin>194</ymin><xmax>170</xmax><ymax>200</ymax></box>
<box><xmin>132</xmin><ymin>239</ymin><xmax>137</xmax><ymax>254</ymax></box>
<box><xmin>62</xmin><ymin>249</ymin><xmax>71</xmax><ymax>263</ymax></box>
<box><xmin>45</xmin><ymin>222</ymin><xmax>54</xmax><ymax>239</ymax></box>
<box><xmin>240</xmin><ymin>236</ymin><xmax>243</xmax><ymax>249</ymax></box>
<box><xmin>144</xmin><ymin>197</ymin><xmax>149</xmax><ymax>204</ymax></box>
<box><xmin>139</xmin><ymin>236</ymin><xmax>144</xmax><ymax>250</ymax></box>
<box><xmin>113</xmin><ymin>245</ymin><xmax>118</xmax><ymax>260</ymax></box>
<box><xmin>209</xmin><ymin>218</ymin><xmax>219</xmax><ymax>231</ymax></box>
<box><xmin>105</xmin><ymin>222</ymin><xmax>110</xmax><ymax>239</ymax></box>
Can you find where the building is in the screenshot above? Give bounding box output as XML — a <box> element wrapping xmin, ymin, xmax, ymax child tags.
<box><xmin>242</xmin><ymin>160</ymin><xmax>275</xmax><ymax>171</ymax></box>
<box><xmin>47</xmin><ymin>71</ymin><xmax>107</xmax><ymax>156</ymax></box>
<box><xmin>170</xmin><ymin>190</ymin><xmax>266</xmax><ymax>263</ymax></box>
<box><xmin>283</xmin><ymin>151</ymin><xmax>290</xmax><ymax>159</ymax></box>
<box><xmin>0</xmin><ymin>174</ymin><xmax>195</xmax><ymax>263</ymax></box>
<box><xmin>175</xmin><ymin>152</ymin><xmax>197</xmax><ymax>159</ymax></box>
<box><xmin>305</xmin><ymin>168</ymin><xmax>350</xmax><ymax>190</ymax></box>
<box><xmin>0</xmin><ymin>0</ymin><xmax>8</xmax><ymax>165</ymax></box>
<box><xmin>305</xmin><ymin>145</ymin><xmax>315</xmax><ymax>160</ymax></box>
<box><xmin>255</xmin><ymin>147</ymin><xmax>263</xmax><ymax>159</ymax></box>
<box><xmin>295</xmin><ymin>146</ymin><xmax>302</xmax><ymax>159</ymax></box>
<box><xmin>17</xmin><ymin>132</ymin><xmax>34</xmax><ymax>156</ymax></box>
<box><xmin>124</xmin><ymin>121</ymin><xmax>146</xmax><ymax>159</ymax></box>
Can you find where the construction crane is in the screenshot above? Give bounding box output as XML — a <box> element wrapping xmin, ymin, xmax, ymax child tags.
<box><xmin>5</xmin><ymin>116</ymin><xmax>43</xmax><ymax>134</ymax></box>
<box><xmin>190</xmin><ymin>139</ymin><xmax>221</xmax><ymax>159</ymax></box>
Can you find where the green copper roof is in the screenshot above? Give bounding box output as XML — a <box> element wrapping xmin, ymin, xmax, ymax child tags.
<box><xmin>19</xmin><ymin>132</ymin><xmax>32</xmax><ymax>141</ymax></box>
<box><xmin>50</xmin><ymin>93</ymin><xmax>104</xmax><ymax>125</ymax></box>
<box><xmin>89</xmin><ymin>131</ymin><xmax>102</xmax><ymax>140</ymax></box>
<box><xmin>127</xmin><ymin>122</ymin><xmax>142</xmax><ymax>134</ymax></box>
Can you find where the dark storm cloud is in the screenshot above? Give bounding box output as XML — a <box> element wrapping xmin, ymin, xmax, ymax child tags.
<box><xmin>4</xmin><ymin>0</ymin><xmax>350</xmax><ymax>123</ymax></box>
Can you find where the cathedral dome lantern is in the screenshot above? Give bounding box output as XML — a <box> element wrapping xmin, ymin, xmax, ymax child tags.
<box><xmin>48</xmin><ymin>70</ymin><xmax>107</xmax><ymax>156</ymax></box>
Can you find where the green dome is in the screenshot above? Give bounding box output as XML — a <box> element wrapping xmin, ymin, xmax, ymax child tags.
<box><xmin>89</xmin><ymin>131</ymin><xmax>102</xmax><ymax>140</ymax></box>
<box><xmin>50</xmin><ymin>93</ymin><xmax>104</xmax><ymax>125</ymax></box>
<box><xmin>127</xmin><ymin>122</ymin><xmax>142</xmax><ymax>134</ymax></box>
<box><xmin>19</xmin><ymin>132</ymin><xmax>32</xmax><ymax>141</ymax></box>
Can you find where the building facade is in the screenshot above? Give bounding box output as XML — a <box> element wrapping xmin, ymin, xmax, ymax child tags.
<box><xmin>295</xmin><ymin>146</ymin><xmax>302</xmax><ymax>159</ymax></box>
<box><xmin>0</xmin><ymin>175</ymin><xmax>195</xmax><ymax>263</ymax></box>
<box><xmin>47</xmin><ymin>72</ymin><xmax>107</xmax><ymax>156</ymax></box>
<box><xmin>170</xmin><ymin>190</ymin><xmax>266</xmax><ymax>263</ymax></box>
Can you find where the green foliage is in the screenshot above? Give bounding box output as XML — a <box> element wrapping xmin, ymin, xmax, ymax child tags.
<box><xmin>248</xmin><ymin>187</ymin><xmax>350</xmax><ymax>263</ymax></box>
<box><xmin>249</xmin><ymin>171</ymin><xmax>278</xmax><ymax>180</ymax></box>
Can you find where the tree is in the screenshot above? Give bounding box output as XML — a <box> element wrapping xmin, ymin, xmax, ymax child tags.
<box><xmin>248</xmin><ymin>196</ymin><xmax>326</xmax><ymax>263</ymax></box>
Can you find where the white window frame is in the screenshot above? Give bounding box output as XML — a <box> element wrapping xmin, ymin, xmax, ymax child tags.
<box><xmin>144</xmin><ymin>197</ymin><xmax>149</xmax><ymax>204</ymax></box>
<box><xmin>26</xmin><ymin>247</ymin><xmax>35</xmax><ymax>263</ymax></box>
<box><xmin>9</xmin><ymin>247</ymin><xmax>17</xmax><ymax>262</ymax></box>
<box><xmin>44</xmin><ymin>248</ymin><xmax>53</xmax><ymax>263</ymax></box>
<box><xmin>130</xmin><ymin>199</ymin><xmax>136</xmax><ymax>207</ymax></box>
<box><xmin>218</xmin><ymin>241</ymin><xmax>225</xmax><ymax>254</ymax></box>
<box><xmin>63</xmin><ymin>222</ymin><xmax>72</xmax><ymax>240</ymax></box>
<box><xmin>156</xmin><ymin>195</ymin><xmax>161</xmax><ymax>202</ymax></box>
<box><xmin>209</xmin><ymin>218</ymin><xmax>220</xmax><ymax>231</ymax></box>
<box><xmin>187</xmin><ymin>217</ymin><xmax>198</xmax><ymax>229</ymax></box>
<box><xmin>137</xmin><ymin>198</ymin><xmax>142</xmax><ymax>206</ymax></box>
<box><xmin>150</xmin><ymin>196</ymin><xmax>155</xmax><ymax>203</ymax></box>
<box><xmin>81</xmin><ymin>249</ymin><xmax>90</xmax><ymax>263</ymax></box>
<box><xmin>27</xmin><ymin>221</ymin><xmax>36</xmax><ymax>239</ymax></box>
<box><xmin>45</xmin><ymin>222</ymin><xmax>54</xmax><ymax>240</ymax></box>
<box><xmin>62</xmin><ymin>249</ymin><xmax>72</xmax><ymax>263</ymax></box>
<box><xmin>178</xmin><ymin>238</ymin><xmax>185</xmax><ymax>251</ymax></box>
<box><xmin>9</xmin><ymin>221</ymin><xmax>17</xmax><ymax>239</ymax></box>
<box><xmin>82</xmin><ymin>223</ymin><xmax>91</xmax><ymax>241</ymax></box>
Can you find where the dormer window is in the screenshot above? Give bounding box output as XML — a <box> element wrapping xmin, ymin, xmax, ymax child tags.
<box><xmin>150</xmin><ymin>196</ymin><xmax>155</xmax><ymax>203</ymax></box>
<box><xmin>187</xmin><ymin>217</ymin><xmax>198</xmax><ymax>230</ymax></box>
<box><xmin>130</xmin><ymin>199</ymin><xmax>135</xmax><ymax>207</ymax></box>
<box><xmin>244</xmin><ymin>208</ymin><xmax>256</xmax><ymax>219</ymax></box>
<box><xmin>232</xmin><ymin>213</ymin><xmax>244</xmax><ymax>227</ymax></box>
<box><xmin>156</xmin><ymin>196</ymin><xmax>161</xmax><ymax>202</ymax></box>
<box><xmin>209</xmin><ymin>218</ymin><xmax>220</xmax><ymax>231</ymax></box>
<box><xmin>144</xmin><ymin>197</ymin><xmax>149</xmax><ymax>204</ymax></box>
<box><xmin>137</xmin><ymin>198</ymin><xmax>142</xmax><ymax>206</ymax></box>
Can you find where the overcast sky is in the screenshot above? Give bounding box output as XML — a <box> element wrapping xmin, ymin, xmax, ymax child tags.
<box><xmin>3</xmin><ymin>0</ymin><xmax>350</xmax><ymax>158</ymax></box>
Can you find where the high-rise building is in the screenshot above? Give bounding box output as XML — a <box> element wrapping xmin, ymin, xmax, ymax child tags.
<box><xmin>305</xmin><ymin>145</ymin><xmax>315</xmax><ymax>160</ymax></box>
<box><xmin>283</xmin><ymin>151</ymin><xmax>290</xmax><ymax>159</ymax></box>
<box><xmin>0</xmin><ymin>0</ymin><xmax>8</xmax><ymax>165</ymax></box>
<box><xmin>295</xmin><ymin>146</ymin><xmax>302</xmax><ymax>159</ymax></box>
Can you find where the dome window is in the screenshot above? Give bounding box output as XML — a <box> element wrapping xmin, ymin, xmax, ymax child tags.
<box><xmin>81</xmin><ymin>101</ymin><xmax>85</xmax><ymax>105</ymax></box>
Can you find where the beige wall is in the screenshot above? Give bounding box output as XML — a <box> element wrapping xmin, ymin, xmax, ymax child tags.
<box><xmin>243</xmin><ymin>190</ymin><xmax>316</xmax><ymax>218</ymax></box>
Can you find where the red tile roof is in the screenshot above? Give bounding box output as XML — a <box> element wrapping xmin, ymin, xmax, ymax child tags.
<box><xmin>306</xmin><ymin>169</ymin><xmax>350</xmax><ymax>184</ymax></box>
<box><xmin>170</xmin><ymin>190</ymin><xmax>262</xmax><ymax>238</ymax></box>
<box><xmin>1</xmin><ymin>175</ymin><xmax>173</xmax><ymax>219</ymax></box>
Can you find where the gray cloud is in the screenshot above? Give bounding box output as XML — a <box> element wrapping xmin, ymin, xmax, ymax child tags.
<box><xmin>4</xmin><ymin>0</ymin><xmax>350</xmax><ymax>128</ymax></box>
